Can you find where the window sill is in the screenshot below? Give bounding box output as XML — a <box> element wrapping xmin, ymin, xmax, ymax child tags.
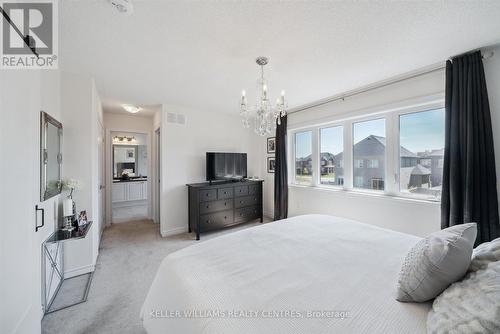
<box><xmin>288</xmin><ymin>183</ymin><xmax>441</xmax><ymax>206</ymax></box>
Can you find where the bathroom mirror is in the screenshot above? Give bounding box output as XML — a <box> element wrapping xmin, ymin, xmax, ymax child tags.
<box><xmin>40</xmin><ymin>111</ymin><xmax>63</xmax><ymax>201</ymax></box>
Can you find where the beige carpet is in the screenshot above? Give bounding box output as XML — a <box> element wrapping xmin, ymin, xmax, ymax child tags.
<box><xmin>42</xmin><ymin>218</ymin><xmax>269</xmax><ymax>334</ymax></box>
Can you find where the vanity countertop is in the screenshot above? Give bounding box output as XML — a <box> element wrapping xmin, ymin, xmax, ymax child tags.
<box><xmin>113</xmin><ymin>177</ymin><xmax>148</xmax><ymax>183</ymax></box>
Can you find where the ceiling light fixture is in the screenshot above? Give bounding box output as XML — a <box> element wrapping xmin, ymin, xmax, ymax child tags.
<box><xmin>122</xmin><ymin>104</ymin><xmax>140</xmax><ymax>114</ymax></box>
<box><xmin>240</xmin><ymin>57</ymin><xmax>287</xmax><ymax>136</ymax></box>
<box><xmin>108</xmin><ymin>0</ymin><xmax>134</xmax><ymax>14</ymax></box>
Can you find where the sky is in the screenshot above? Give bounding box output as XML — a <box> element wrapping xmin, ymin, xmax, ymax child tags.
<box><xmin>295</xmin><ymin>109</ymin><xmax>445</xmax><ymax>158</ymax></box>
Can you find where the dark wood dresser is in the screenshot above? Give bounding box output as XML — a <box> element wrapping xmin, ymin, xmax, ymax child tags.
<box><xmin>186</xmin><ymin>179</ymin><xmax>264</xmax><ymax>240</ymax></box>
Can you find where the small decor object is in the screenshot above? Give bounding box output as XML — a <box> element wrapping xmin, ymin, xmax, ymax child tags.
<box><xmin>267</xmin><ymin>157</ymin><xmax>276</xmax><ymax>173</ymax></box>
<box><xmin>61</xmin><ymin>178</ymin><xmax>81</xmax><ymax>231</ymax></box>
<box><xmin>78</xmin><ymin>210</ymin><xmax>88</xmax><ymax>226</ymax></box>
<box><xmin>62</xmin><ymin>198</ymin><xmax>75</xmax><ymax>231</ymax></box>
<box><xmin>267</xmin><ymin>137</ymin><xmax>276</xmax><ymax>153</ymax></box>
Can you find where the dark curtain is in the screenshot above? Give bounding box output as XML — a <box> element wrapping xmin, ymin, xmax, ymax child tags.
<box><xmin>274</xmin><ymin>115</ymin><xmax>288</xmax><ymax>220</ymax></box>
<box><xmin>441</xmin><ymin>51</ymin><xmax>499</xmax><ymax>244</ymax></box>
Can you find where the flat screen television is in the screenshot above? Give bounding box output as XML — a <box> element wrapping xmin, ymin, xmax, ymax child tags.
<box><xmin>206</xmin><ymin>152</ymin><xmax>247</xmax><ymax>181</ymax></box>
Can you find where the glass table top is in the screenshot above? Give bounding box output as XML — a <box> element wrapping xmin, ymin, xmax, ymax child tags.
<box><xmin>45</xmin><ymin>221</ymin><xmax>93</xmax><ymax>244</ymax></box>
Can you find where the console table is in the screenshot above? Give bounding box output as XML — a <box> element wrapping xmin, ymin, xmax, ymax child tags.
<box><xmin>186</xmin><ymin>179</ymin><xmax>263</xmax><ymax>240</ymax></box>
<box><xmin>42</xmin><ymin>222</ymin><xmax>93</xmax><ymax>314</ymax></box>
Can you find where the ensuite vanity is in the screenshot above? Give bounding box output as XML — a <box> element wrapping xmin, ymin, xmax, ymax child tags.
<box><xmin>111</xmin><ymin>141</ymin><xmax>149</xmax><ymax>222</ymax></box>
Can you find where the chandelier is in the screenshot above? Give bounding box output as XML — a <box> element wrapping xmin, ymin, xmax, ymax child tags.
<box><xmin>240</xmin><ymin>57</ymin><xmax>287</xmax><ymax>136</ymax></box>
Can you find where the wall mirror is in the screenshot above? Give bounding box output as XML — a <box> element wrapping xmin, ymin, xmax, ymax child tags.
<box><xmin>40</xmin><ymin>111</ymin><xmax>63</xmax><ymax>201</ymax></box>
<box><xmin>113</xmin><ymin>144</ymin><xmax>148</xmax><ymax>179</ymax></box>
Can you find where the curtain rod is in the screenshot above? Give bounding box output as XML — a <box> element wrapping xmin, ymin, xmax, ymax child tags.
<box><xmin>288</xmin><ymin>48</ymin><xmax>496</xmax><ymax>116</ymax></box>
<box><xmin>287</xmin><ymin>62</ymin><xmax>445</xmax><ymax>115</ymax></box>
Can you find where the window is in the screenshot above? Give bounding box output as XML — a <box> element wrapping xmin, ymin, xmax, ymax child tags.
<box><xmin>320</xmin><ymin>126</ymin><xmax>343</xmax><ymax>185</ymax></box>
<box><xmin>354</xmin><ymin>176</ymin><xmax>364</xmax><ymax>187</ymax></box>
<box><xmin>399</xmin><ymin>109</ymin><xmax>445</xmax><ymax>199</ymax></box>
<box><xmin>353</xmin><ymin>119</ymin><xmax>386</xmax><ymax>190</ymax></box>
<box><xmin>371</xmin><ymin>178</ymin><xmax>384</xmax><ymax>190</ymax></box>
<box><xmin>295</xmin><ymin>131</ymin><xmax>312</xmax><ymax>185</ymax></box>
<box><xmin>289</xmin><ymin>99</ymin><xmax>444</xmax><ymax>202</ymax></box>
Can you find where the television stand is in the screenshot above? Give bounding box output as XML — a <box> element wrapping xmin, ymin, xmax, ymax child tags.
<box><xmin>186</xmin><ymin>179</ymin><xmax>264</xmax><ymax>240</ymax></box>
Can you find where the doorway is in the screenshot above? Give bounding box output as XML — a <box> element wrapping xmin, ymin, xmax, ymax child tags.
<box><xmin>110</xmin><ymin>131</ymin><xmax>151</xmax><ymax>223</ymax></box>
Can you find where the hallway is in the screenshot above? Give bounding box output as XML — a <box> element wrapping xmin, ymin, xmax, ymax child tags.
<box><xmin>42</xmin><ymin>219</ymin><xmax>265</xmax><ymax>334</ymax></box>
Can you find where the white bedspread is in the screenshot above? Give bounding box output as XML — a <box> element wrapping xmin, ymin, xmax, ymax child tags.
<box><xmin>141</xmin><ymin>214</ymin><xmax>431</xmax><ymax>333</ymax></box>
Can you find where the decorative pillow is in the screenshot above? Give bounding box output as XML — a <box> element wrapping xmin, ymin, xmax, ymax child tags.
<box><xmin>395</xmin><ymin>223</ymin><xmax>477</xmax><ymax>302</ymax></box>
<box><xmin>469</xmin><ymin>237</ymin><xmax>500</xmax><ymax>272</ymax></box>
<box><xmin>427</xmin><ymin>261</ymin><xmax>500</xmax><ymax>334</ymax></box>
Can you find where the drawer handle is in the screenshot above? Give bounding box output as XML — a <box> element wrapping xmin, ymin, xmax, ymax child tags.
<box><xmin>224</xmin><ymin>191</ymin><xmax>227</xmax><ymax>194</ymax></box>
<box><xmin>206</xmin><ymin>193</ymin><xmax>209</xmax><ymax>197</ymax></box>
<box><xmin>240</xmin><ymin>200</ymin><xmax>243</xmax><ymax>204</ymax></box>
<box><xmin>206</xmin><ymin>205</ymin><xmax>209</xmax><ymax>208</ymax></box>
<box><xmin>224</xmin><ymin>216</ymin><xmax>227</xmax><ymax>219</ymax></box>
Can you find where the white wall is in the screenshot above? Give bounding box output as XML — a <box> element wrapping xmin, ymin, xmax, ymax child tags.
<box><xmin>60</xmin><ymin>71</ymin><xmax>103</xmax><ymax>277</ymax></box>
<box><xmin>0</xmin><ymin>70</ymin><xmax>61</xmax><ymax>334</ymax></box>
<box><xmin>103</xmin><ymin>113</ymin><xmax>155</xmax><ymax>224</ymax></box>
<box><xmin>159</xmin><ymin>105</ymin><xmax>261</xmax><ymax>236</ymax></box>
<box><xmin>267</xmin><ymin>69</ymin><xmax>446</xmax><ymax>237</ymax></box>
<box><xmin>483</xmin><ymin>46</ymin><xmax>500</xmax><ymax>221</ymax></box>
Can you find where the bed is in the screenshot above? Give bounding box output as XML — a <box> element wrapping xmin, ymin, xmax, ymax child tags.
<box><xmin>141</xmin><ymin>214</ymin><xmax>431</xmax><ymax>333</ymax></box>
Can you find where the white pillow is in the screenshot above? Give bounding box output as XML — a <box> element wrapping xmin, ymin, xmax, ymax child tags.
<box><xmin>469</xmin><ymin>237</ymin><xmax>500</xmax><ymax>272</ymax></box>
<box><xmin>427</xmin><ymin>261</ymin><xmax>500</xmax><ymax>334</ymax></box>
<box><xmin>396</xmin><ymin>223</ymin><xmax>477</xmax><ymax>302</ymax></box>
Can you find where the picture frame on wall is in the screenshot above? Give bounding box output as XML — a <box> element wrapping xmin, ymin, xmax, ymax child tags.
<box><xmin>267</xmin><ymin>157</ymin><xmax>276</xmax><ymax>173</ymax></box>
<box><xmin>267</xmin><ymin>137</ymin><xmax>276</xmax><ymax>154</ymax></box>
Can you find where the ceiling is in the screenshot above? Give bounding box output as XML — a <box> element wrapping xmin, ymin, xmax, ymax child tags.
<box><xmin>59</xmin><ymin>1</ymin><xmax>500</xmax><ymax>115</ymax></box>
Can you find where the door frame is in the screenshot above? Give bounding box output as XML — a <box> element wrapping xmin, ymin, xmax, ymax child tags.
<box><xmin>105</xmin><ymin>128</ymin><xmax>152</xmax><ymax>225</ymax></box>
<box><xmin>154</xmin><ymin>127</ymin><xmax>161</xmax><ymax>223</ymax></box>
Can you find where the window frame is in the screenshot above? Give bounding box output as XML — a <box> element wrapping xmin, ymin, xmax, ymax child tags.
<box><xmin>288</xmin><ymin>99</ymin><xmax>444</xmax><ymax>202</ymax></box>
<box><xmin>292</xmin><ymin>129</ymin><xmax>315</xmax><ymax>186</ymax></box>
<box><xmin>319</xmin><ymin>124</ymin><xmax>344</xmax><ymax>188</ymax></box>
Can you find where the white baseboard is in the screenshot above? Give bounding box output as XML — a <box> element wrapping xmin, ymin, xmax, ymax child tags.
<box><xmin>160</xmin><ymin>226</ymin><xmax>187</xmax><ymax>237</ymax></box>
<box><xmin>64</xmin><ymin>264</ymin><xmax>95</xmax><ymax>278</ymax></box>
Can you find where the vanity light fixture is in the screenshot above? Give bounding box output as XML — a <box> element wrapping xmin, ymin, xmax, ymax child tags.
<box><xmin>122</xmin><ymin>104</ymin><xmax>141</xmax><ymax>114</ymax></box>
<box><xmin>113</xmin><ymin>135</ymin><xmax>136</xmax><ymax>143</ymax></box>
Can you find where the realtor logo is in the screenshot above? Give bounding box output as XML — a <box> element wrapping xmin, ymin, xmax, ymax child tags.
<box><xmin>0</xmin><ymin>0</ymin><xmax>58</xmax><ymax>69</ymax></box>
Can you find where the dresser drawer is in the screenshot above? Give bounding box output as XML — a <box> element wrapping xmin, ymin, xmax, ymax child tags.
<box><xmin>217</xmin><ymin>187</ymin><xmax>233</xmax><ymax>200</ymax></box>
<box><xmin>200</xmin><ymin>210</ymin><xmax>234</xmax><ymax>231</ymax></box>
<box><xmin>234</xmin><ymin>206</ymin><xmax>260</xmax><ymax>222</ymax></box>
<box><xmin>234</xmin><ymin>195</ymin><xmax>260</xmax><ymax>208</ymax></box>
<box><xmin>199</xmin><ymin>199</ymin><xmax>233</xmax><ymax>214</ymax></box>
<box><xmin>248</xmin><ymin>184</ymin><xmax>259</xmax><ymax>195</ymax></box>
<box><xmin>234</xmin><ymin>185</ymin><xmax>249</xmax><ymax>197</ymax></box>
<box><xmin>199</xmin><ymin>189</ymin><xmax>217</xmax><ymax>202</ymax></box>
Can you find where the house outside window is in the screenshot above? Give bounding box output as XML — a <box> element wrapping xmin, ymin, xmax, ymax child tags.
<box><xmin>295</xmin><ymin>131</ymin><xmax>313</xmax><ymax>185</ymax></box>
<box><xmin>320</xmin><ymin>126</ymin><xmax>343</xmax><ymax>186</ymax></box>
<box><xmin>353</xmin><ymin>118</ymin><xmax>386</xmax><ymax>190</ymax></box>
